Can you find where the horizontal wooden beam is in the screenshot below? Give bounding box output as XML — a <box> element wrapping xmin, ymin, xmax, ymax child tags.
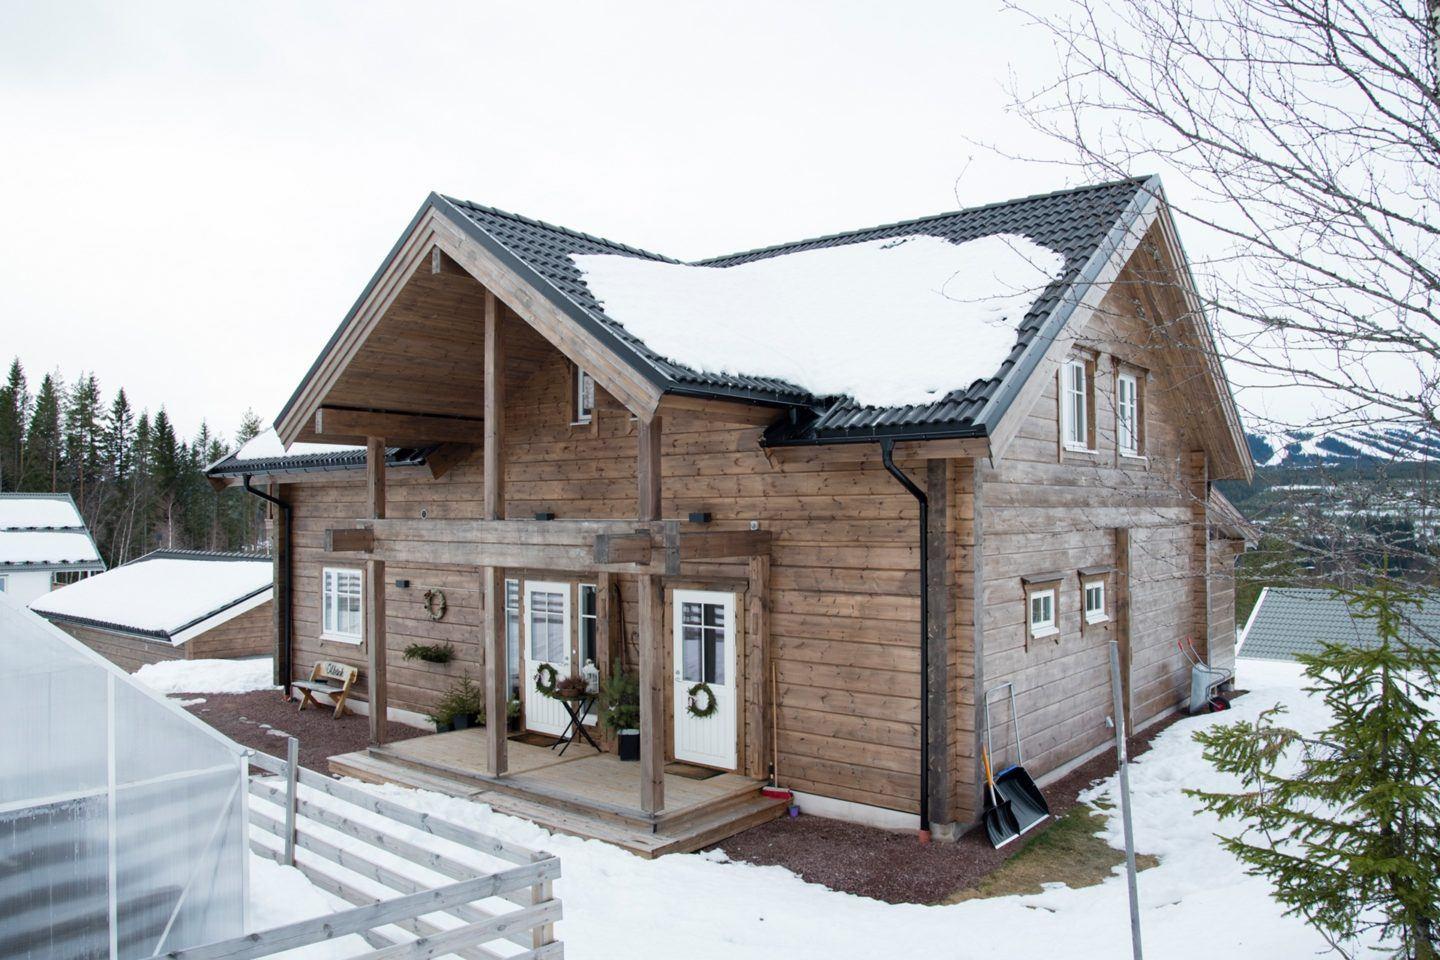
<box><xmin>325</xmin><ymin>527</ymin><xmax>374</xmax><ymax>553</ymax></box>
<box><xmin>593</xmin><ymin>532</ymin><xmax>652</xmax><ymax>565</ymax></box>
<box><xmin>764</xmin><ymin>436</ymin><xmax>991</xmax><ymax>464</ymax></box>
<box><xmin>315</xmin><ymin>407</ymin><xmax>485</xmax><ymax>445</ymax></box>
<box><xmin>657</xmin><ymin>395</ymin><xmax>785</xmax><ymax>427</ymax></box>
<box><xmin>677</xmin><ymin>529</ymin><xmax>772</xmax><ymax>561</ymax></box>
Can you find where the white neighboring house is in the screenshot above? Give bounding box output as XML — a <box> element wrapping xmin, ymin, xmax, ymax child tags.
<box><xmin>0</xmin><ymin>493</ymin><xmax>105</xmax><ymax>604</ymax></box>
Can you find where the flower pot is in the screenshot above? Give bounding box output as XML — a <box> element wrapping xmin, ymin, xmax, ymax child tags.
<box><xmin>433</xmin><ymin>719</ymin><xmax>453</xmax><ymax>733</ymax></box>
<box><xmin>617</xmin><ymin>729</ymin><xmax>640</xmax><ymax>761</ymax></box>
<box><xmin>452</xmin><ymin>713</ymin><xmax>472</xmax><ymax>731</ymax></box>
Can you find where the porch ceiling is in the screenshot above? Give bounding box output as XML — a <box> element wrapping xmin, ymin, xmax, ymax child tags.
<box><xmin>296</xmin><ymin>260</ymin><xmax>558</xmax><ymax>441</ymax></box>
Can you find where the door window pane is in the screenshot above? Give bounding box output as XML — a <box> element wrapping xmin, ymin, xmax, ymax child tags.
<box><xmin>681</xmin><ymin>601</ymin><xmax>726</xmax><ymax>685</ymax></box>
<box><xmin>529</xmin><ymin>590</ymin><xmax>566</xmax><ymax>663</ymax></box>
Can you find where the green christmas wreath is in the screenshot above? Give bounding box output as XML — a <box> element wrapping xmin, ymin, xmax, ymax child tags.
<box><xmin>534</xmin><ymin>662</ymin><xmax>559</xmax><ymax>698</ymax></box>
<box><xmin>686</xmin><ymin>682</ymin><xmax>719</xmax><ymax>719</ymax></box>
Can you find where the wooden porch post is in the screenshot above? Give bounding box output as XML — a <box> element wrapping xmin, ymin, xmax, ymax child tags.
<box><xmin>483</xmin><ymin>290</ymin><xmax>508</xmax><ymax>776</ymax></box>
<box><xmin>637</xmin><ymin>414</ymin><xmax>664</xmax><ymax>813</ymax></box>
<box><xmin>365</xmin><ymin>437</ymin><xmax>388</xmax><ymax>746</ymax></box>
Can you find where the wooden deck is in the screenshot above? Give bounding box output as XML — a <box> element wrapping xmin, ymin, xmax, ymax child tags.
<box><xmin>329</xmin><ymin>730</ymin><xmax>788</xmax><ymax>858</ymax></box>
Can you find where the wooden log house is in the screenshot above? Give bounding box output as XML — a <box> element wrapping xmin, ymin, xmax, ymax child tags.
<box><xmin>207</xmin><ymin>176</ymin><xmax>1255</xmax><ymax>850</ymax></box>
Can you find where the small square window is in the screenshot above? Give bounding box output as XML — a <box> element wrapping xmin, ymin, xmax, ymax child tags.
<box><xmin>1084</xmin><ymin>581</ymin><xmax>1108</xmax><ymax>624</ymax></box>
<box><xmin>1028</xmin><ymin>588</ymin><xmax>1057</xmax><ymax>638</ymax></box>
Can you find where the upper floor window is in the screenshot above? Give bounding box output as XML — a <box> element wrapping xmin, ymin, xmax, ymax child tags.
<box><xmin>321</xmin><ymin>567</ymin><xmax>364</xmax><ymax>643</ymax></box>
<box><xmin>1117</xmin><ymin>371</ymin><xmax>1141</xmax><ymax>456</ymax></box>
<box><xmin>573</xmin><ymin>366</ymin><xmax>595</xmax><ymax>425</ymax></box>
<box><xmin>1062</xmin><ymin>358</ymin><xmax>1093</xmax><ymax>450</ymax></box>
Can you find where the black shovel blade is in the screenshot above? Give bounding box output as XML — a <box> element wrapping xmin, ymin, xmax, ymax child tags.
<box><xmin>982</xmin><ymin>792</ymin><xmax>1022</xmax><ymax>849</ymax></box>
<box><xmin>995</xmin><ymin>765</ymin><xmax>1050</xmax><ymax>835</ymax></box>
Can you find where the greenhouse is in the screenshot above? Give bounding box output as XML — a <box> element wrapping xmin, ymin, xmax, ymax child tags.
<box><xmin>0</xmin><ymin>597</ymin><xmax>248</xmax><ymax>960</ymax></box>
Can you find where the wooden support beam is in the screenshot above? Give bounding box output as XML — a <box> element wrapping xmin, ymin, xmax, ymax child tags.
<box><xmin>366</xmin><ymin>438</ymin><xmax>387</xmax><ymax>746</ymax></box>
<box><xmin>325</xmin><ymin>527</ymin><xmax>374</xmax><ymax>553</ymax></box>
<box><xmin>637</xmin><ymin>416</ymin><xmax>662</xmax><ymax>521</ymax></box>
<box><xmin>484</xmin><ymin>291</ymin><xmax>505</xmax><ymax>521</ymax></box>
<box><xmin>744</xmin><ymin>555</ymin><xmax>770</xmax><ymax>781</ymax></box>
<box><xmin>483</xmin><ymin>564</ymin><xmax>507</xmax><ymax>776</ymax></box>
<box><xmin>677</xmin><ymin>529</ymin><xmax>771</xmax><ymax>561</ymax></box>
<box><xmin>593</xmin><ymin>532</ymin><xmax>652</xmax><ymax>565</ymax></box>
<box><xmin>315</xmin><ymin>408</ymin><xmax>485</xmax><ymax>446</ymax></box>
<box><xmin>924</xmin><ymin>458</ymin><xmax>954</xmax><ymax>828</ymax></box>
<box><xmin>657</xmin><ymin>395</ymin><xmax>783</xmax><ymax>426</ymax></box>
<box><xmin>637</xmin><ymin>574</ymin><xmax>665</xmax><ymax>814</ymax></box>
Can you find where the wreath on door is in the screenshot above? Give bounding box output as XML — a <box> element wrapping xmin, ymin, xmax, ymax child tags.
<box><xmin>534</xmin><ymin>663</ymin><xmax>559</xmax><ymax>699</ymax></box>
<box><xmin>686</xmin><ymin>682</ymin><xmax>719</xmax><ymax>719</ymax></box>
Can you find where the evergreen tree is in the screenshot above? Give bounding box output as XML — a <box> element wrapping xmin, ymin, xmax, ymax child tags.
<box><xmin>234</xmin><ymin>409</ymin><xmax>263</xmax><ymax>547</ymax></box>
<box><xmin>104</xmin><ymin>388</ymin><xmax>135</xmax><ymax>486</ymax></box>
<box><xmin>22</xmin><ymin>372</ymin><xmax>64</xmax><ymax>492</ymax></box>
<box><xmin>150</xmin><ymin>408</ymin><xmax>181</xmax><ymax>548</ymax></box>
<box><xmin>1190</xmin><ymin>578</ymin><xmax>1440</xmax><ymax>959</ymax></box>
<box><xmin>63</xmin><ymin>372</ymin><xmax>103</xmax><ymax>516</ymax></box>
<box><xmin>0</xmin><ymin>358</ymin><xmax>27</xmax><ymax>491</ymax></box>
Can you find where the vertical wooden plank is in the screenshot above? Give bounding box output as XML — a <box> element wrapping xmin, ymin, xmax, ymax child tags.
<box><xmin>637</xmin><ymin>573</ymin><xmax>665</xmax><ymax>814</ymax></box>
<box><xmin>968</xmin><ymin>460</ymin><xmax>987</xmax><ymax>823</ymax></box>
<box><xmin>484</xmin><ymin>291</ymin><xmax>505</xmax><ymax>521</ymax></box>
<box><xmin>745</xmin><ymin>555</ymin><xmax>770</xmax><ymax>781</ymax></box>
<box><xmin>1188</xmin><ymin>450</ymin><xmax>1209</xmax><ymax>661</ymax></box>
<box><xmin>1115</xmin><ymin>526</ymin><xmax>1133</xmax><ymax>735</ymax></box>
<box><xmin>595</xmin><ymin>571</ymin><xmax>615</xmax><ymax>752</ymax></box>
<box><xmin>483</xmin><ymin>565</ymin><xmax>507</xmax><ymax>775</ymax></box>
<box><xmin>924</xmin><ymin>458</ymin><xmax>954</xmax><ymax>828</ymax></box>
<box><xmin>637</xmin><ymin>415</ymin><xmax>662</xmax><ymax>521</ymax></box>
<box><xmin>365</xmin><ymin>439</ymin><xmax>387</xmax><ymax>746</ymax></box>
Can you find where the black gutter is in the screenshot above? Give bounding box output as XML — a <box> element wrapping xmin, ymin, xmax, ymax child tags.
<box><xmin>879</xmin><ymin>439</ymin><xmax>931</xmax><ymax>844</ymax></box>
<box><xmin>243</xmin><ymin>476</ymin><xmax>293</xmax><ymax>698</ymax></box>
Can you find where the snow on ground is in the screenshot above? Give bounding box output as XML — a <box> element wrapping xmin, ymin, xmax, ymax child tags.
<box><xmin>30</xmin><ymin>556</ymin><xmax>270</xmax><ymax>635</ymax></box>
<box><xmin>573</xmin><ymin>233</ymin><xmax>1064</xmax><ymax>409</ymax></box>
<box><xmin>133</xmin><ymin>656</ymin><xmax>277</xmax><ymax>694</ymax></box>
<box><xmin>247</xmin><ymin>855</ymin><xmax>370</xmax><ymax>959</ymax></box>
<box><xmin>253</xmin><ymin>657</ymin><xmax>1375</xmax><ymax>959</ymax></box>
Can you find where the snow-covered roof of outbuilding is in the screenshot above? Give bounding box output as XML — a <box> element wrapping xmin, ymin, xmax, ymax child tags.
<box><xmin>0</xmin><ymin>494</ymin><xmax>104</xmax><ymax>570</ymax></box>
<box><xmin>29</xmin><ymin>549</ymin><xmax>271</xmax><ymax>644</ymax></box>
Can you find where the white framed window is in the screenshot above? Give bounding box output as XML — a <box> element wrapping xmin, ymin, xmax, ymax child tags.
<box><xmin>1062</xmin><ymin>358</ymin><xmax>1090</xmax><ymax>450</ymax></box>
<box><xmin>321</xmin><ymin>567</ymin><xmax>364</xmax><ymax>643</ymax></box>
<box><xmin>1028</xmin><ymin>588</ymin><xmax>1058</xmax><ymax>639</ymax></box>
<box><xmin>579</xmin><ymin>583</ymin><xmax>598</xmax><ymax>666</ymax></box>
<box><xmin>1084</xmin><ymin>580</ymin><xmax>1108</xmax><ymax>624</ymax></box>
<box><xmin>573</xmin><ymin>366</ymin><xmax>595</xmax><ymax>425</ymax></box>
<box><xmin>1117</xmin><ymin>371</ymin><xmax>1141</xmax><ymax>456</ymax></box>
<box><xmin>505</xmin><ymin>578</ymin><xmax>521</xmax><ymax>699</ymax></box>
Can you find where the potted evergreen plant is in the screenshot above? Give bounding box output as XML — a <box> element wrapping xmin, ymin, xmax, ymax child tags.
<box><xmin>433</xmin><ymin>675</ymin><xmax>484</xmax><ymax>731</ymax></box>
<box><xmin>600</xmin><ymin>660</ymin><xmax>641</xmax><ymax>761</ymax></box>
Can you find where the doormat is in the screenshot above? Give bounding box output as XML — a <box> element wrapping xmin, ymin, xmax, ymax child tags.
<box><xmin>512</xmin><ymin>732</ymin><xmax>561</xmax><ymax>748</ymax></box>
<box><xmin>665</xmin><ymin>762</ymin><xmax>723</xmax><ymax>781</ymax></box>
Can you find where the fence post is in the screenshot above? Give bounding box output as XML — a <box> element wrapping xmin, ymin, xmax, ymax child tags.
<box><xmin>530</xmin><ymin>851</ymin><xmax>554</xmax><ymax>949</ymax></box>
<box><xmin>284</xmin><ymin>736</ymin><xmax>299</xmax><ymax>866</ymax></box>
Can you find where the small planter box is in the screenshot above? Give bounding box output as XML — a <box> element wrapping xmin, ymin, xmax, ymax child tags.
<box><xmin>617</xmin><ymin>729</ymin><xmax>640</xmax><ymax>761</ymax></box>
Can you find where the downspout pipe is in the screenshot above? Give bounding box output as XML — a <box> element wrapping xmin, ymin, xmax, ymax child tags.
<box><xmin>243</xmin><ymin>475</ymin><xmax>293</xmax><ymax>699</ymax></box>
<box><xmin>879</xmin><ymin>439</ymin><xmax>931</xmax><ymax>843</ymax></box>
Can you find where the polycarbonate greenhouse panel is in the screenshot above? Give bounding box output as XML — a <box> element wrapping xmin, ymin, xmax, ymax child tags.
<box><xmin>0</xmin><ymin>598</ymin><xmax>248</xmax><ymax>959</ymax></box>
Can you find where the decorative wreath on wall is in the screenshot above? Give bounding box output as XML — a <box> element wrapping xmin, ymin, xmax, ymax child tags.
<box><xmin>534</xmin><ymin>663</ymin><xmax>559</xmax><ymax>698</ymax></box>
<box><xmin>422</xmin><ymin>588</ymin><xmax>447</xmax><ymax>622</ymax></box>
<box><xmin>686</xmin><ymin>682</ymin><xmax>719</xmax><ymax>719</ymax></box>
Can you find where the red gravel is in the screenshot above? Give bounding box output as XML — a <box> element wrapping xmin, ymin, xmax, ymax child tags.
<box><xmin>180</xmin><ymin>689</ymin><xmax>424</xmax><ymax>772</ymax></box>
<box><xmin>717</xmin><ymin>708</ymin><xmax>1193</xmax><ymax>904</ymax></box>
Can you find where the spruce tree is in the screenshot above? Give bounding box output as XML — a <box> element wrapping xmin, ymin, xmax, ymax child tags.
<box><xmin>63</xmin><ymin>372</ymin><xmax>102</xmax><ymax>515</ymax></box>
<box><xmin>22</xmin><ymin>372</ymin><xmax>64</xmax><ymax>492</ymax></box>
<box><xmin>1190</xmin><ymin>578</ymin><xmax>1440</xmax><ymax>959</ymax></box>
<box><xmin>0</xmin><ymin>358</ymin><xmax>27</xmax><ymax>491</ymax></box>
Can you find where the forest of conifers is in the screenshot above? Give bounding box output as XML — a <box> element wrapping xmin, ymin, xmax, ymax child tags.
<box><xmin>0</xmin><ymin>357</ymin><xmax>265</xmax><ymax>565</ymax></box>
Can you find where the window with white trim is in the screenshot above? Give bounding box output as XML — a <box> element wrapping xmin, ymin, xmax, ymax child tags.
<box><xmin>1117</xmin><ymin>371</ymin><xmax>1141</xmax><ymax>456</ymax></box>
<box><xmin>573</xmin><ymin>366</ymin><xmax>595</xmax><ymax>425</ymax></box>
<box><xmin>321</xmin><ymin>567</ymin><xmax>363</xmax><ymax>643</ymax></box>
<box><xmin>1084</xmin><ymin>580</ymin><xmax>1108</xmax><ymax>624</ymax></box>
<box><xmin>1062</xmin><ymin>358</ymin><xmax>1091</xmax><ymax>450</ymax></box>
<box><xmin>579</xmin><ymin>583</ymin><xmax>598</xmax><ymax>666</ymax></box>
<box><xmin>1028</xmin><ymin>588</ymin><xmax>1057</xmax><ymax>639</ymax></box>
<box><xmin>505</xmin><ymin>579</ymin><xmax>520</xmax><ymax>698</ymax></box>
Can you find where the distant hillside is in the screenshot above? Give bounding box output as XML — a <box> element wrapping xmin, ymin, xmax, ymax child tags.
<box><xmin>1247</xmin><ymin>427</ymin><xmax>1440</xmax><ymax>468</ymax></box>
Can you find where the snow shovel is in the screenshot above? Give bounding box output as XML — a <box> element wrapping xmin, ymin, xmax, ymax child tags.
<box><xmin>981</xmin><ymin>746</ymin><xmax>1021</xmax><ymax>849</ymax></box>
<box><xmin>983</xmin><ymin>683</ymin><xmax>1051</xmax><ymax>836</ymax></box>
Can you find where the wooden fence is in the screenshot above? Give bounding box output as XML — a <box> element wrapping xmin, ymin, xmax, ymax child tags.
<box><xmin>152</xmin><ymin>740</ymin><xmax>564</xmax><ymax>960</ymax></box>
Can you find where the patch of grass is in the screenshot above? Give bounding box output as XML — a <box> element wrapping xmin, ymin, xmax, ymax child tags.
<box><xmin>943</xmin><ymin>804</ymin><xmax>1158</xmax><ymax>903</ymax></box>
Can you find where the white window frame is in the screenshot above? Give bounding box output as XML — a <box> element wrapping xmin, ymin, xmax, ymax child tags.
<box><xmin>321</xmin><ymin>566</ymin><xmax>364</xmax><ymax>644</ymax></box>
<box><xmin>1117</xmin><ymin>371</ymin><xmax>1141</xmax><ymax>456</ymax></box>
<box><xmin>1028</xmin><ymin>587</ymin><xmax>1058</xmax><ymax>639</ymax></box>
<box><xmin>505</xmin><ymin>578</ymin><xmax>521</xmax><ymax>699</ymax></box>
<box><xmin>1084</xmin><ymin>579</ymin><xmax>1108</xmax><ymax>624</ymax></box>
<box><xmin>1062</xmin><ymin>358</ymin><xmax>1091</xmax><ymax>451</ymax></box>
<box><xmin>573</xmin><ymin>366</ymin><xmax>595</xmax><ymax>425</ymax></box>
<box><xmin>579</xmin><ymin>583</ymin><xmax>598</xmax><ymax>667</ymax></box>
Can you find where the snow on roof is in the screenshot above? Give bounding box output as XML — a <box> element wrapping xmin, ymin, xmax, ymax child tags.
<box><xmin>229</xmin><ymin>429</ymin><xmax>360</xmax><ymax>463</ymax></box>
<box><xmin>573</xmin><ymin>232</ymin><xmax>1065</xmax><ymax>409</ymax></box>
<box><xmin>0</xmin><ymin>495</ymin><xmax>85</xmax><ymax>530</ymax></box>
<box><xmin>30</xmin><ymin>553</ymin><xmax>271</xmax><ymax>640</ymax></box>
<box><xmin>0</xmin><ymin>530</ymin><xmax>102</xmax><ymax>566</ymax></box>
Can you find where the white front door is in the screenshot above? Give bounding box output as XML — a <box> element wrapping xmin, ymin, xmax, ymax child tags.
<box><xmin>672</xmin><ymin>590</ymin><xmax>738</xmax><ymax>770</ymax></box>
<box><xmin>524</xmin><ymin>581</ymin><xmax>572</xmax><ymax>737</ymax></box>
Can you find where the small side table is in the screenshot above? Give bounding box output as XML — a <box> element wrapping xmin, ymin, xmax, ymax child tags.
<box><xmin>552</xmin><ymin>694</ymin><xmax>601</xmax><ymax>756</ymax></box>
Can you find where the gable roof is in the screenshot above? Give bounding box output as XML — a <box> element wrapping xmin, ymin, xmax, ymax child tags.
<box><xmin>1238</xmin><ymin>587</ymin><xmax>1440</xmax><ymax>662</ymax></box>
<box><xmin>0</xmin><ymin>494</ymin><xmax>104</xmax><ymax>570</ymax></box>
<box><xmin>206</xmin><ymin>429</ymin><xmax>433</xmax><ymax>480</ymax></box>
<box><xmin>272</xmin><ymin>176</ymin><xmax>1249</xmax><ymax>474</ymax></box>
<box><xmin>29</xmin><ymin>549</ymin><xmax>271</xmax><ymax>644</ymax></box>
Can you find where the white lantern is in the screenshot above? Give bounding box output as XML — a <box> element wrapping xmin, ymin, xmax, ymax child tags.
<box><xmin>581</xmin><ymin>658</ymin><xmax>600</xmax><ymax>694</ymax></box>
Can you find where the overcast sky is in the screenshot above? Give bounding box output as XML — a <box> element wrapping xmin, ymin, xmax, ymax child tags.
<box><xmin>0</xmin><ymin>0</ymin><xmax>1306</xmax><ymax>442</ymax></box>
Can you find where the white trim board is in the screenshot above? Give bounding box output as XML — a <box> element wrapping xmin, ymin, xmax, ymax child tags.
<box><xmin>789</xmin><ymin>790</ymin><xmax>919</xmax><ymax>832</ymax></box>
